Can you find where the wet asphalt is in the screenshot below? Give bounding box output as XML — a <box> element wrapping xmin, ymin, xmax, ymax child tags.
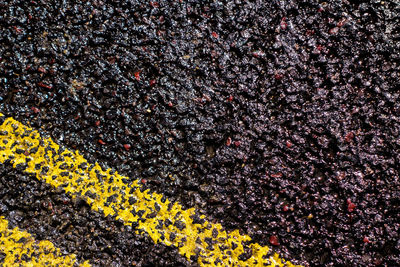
<box><xmin>1</xmin><ymin>0</ymin><xmax>400</xmax><ymax>266</ymax></box>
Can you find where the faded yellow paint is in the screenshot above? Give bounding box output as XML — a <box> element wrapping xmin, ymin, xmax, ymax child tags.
<box><xmin>0</xmin><ymin>113</ymin><xmax>301</xmax><ymax>267</ymax></box>
<box><xmin>0</xmin><ymin>216</ymin><xmax>90</xmax><ymax>266</ymax></box>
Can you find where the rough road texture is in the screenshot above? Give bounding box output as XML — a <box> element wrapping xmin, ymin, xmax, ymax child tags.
<box><xmin>0</xmin><ymin>164</ymin><xmax>190</xmax><ymax>267</ymax></box>
<box><xmin>1</xmin><ymin>0</ymin><xmax>400</xmax><ymax>266</ymax></box>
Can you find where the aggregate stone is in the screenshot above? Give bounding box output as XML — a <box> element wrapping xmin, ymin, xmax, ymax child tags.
<box><xmin>1</xmin><ymin>0</ymin><xmax>400</xmax><ymax>266</ymax></box>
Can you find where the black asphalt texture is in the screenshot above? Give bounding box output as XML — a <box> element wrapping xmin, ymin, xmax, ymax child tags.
<box><xmin>0</xmin><ymin>163</ymin><xmax>191</xmax><ymax>266</ymax></box>
<box><xmin>1</xmin><ymin>0</ymin><xmax>400</xmax><ymax>266</ymax></box>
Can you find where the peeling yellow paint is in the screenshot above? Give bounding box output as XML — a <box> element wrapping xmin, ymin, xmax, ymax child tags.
<box><xmin>0</xmin><ymin>216</ymin><xmax>90</xmax><ymax>266</ymax></box>
<box><xmin>0</xmin><ymin>113</ymin><xmax>302</xmax><ymax>267</ymax></box>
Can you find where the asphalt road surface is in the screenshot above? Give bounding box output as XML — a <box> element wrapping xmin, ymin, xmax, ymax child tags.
<box><xmin>1</xmin><ymin>0</ymin><xmax>400</xmax><ymax>266</ymax></box>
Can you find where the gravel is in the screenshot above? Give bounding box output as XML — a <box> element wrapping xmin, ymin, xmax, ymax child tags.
<box><xmin>1</xmin><ymin>0</ymin><xmax>400</xmax><ymax>266</ymax></box>
<box><xmin>0</xmin><ymin>164</ymin><xmax>192</xmax><ymax>267</ymax></box>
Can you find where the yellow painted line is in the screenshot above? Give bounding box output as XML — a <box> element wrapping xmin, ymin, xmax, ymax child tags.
<box><xmin>0</xmin><ymin>216</ymin><xmax>90</xmax><ymax>266</ymax></box>
<box><xmin>0</xmin><ymin>113</ymin><xmax>301</xmax><ymax>267</ymax></box>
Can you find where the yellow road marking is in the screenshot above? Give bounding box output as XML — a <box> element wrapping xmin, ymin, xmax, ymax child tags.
<box><xmin>0</xmin><ymin>216</ymin><xmax>90</xmax><ymax>267</ymax></box>
<box><xmin>0</xmin><ymin>113</ymin><xmax>301</xmax><ymax>266</ymax></box>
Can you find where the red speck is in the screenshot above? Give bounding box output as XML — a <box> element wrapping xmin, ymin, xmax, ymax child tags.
<box><xmin>28</xmin><ymin>14</ymin><xmax>33</xmax><ymax>20</ymax></box>
<box><xmin>123</xmin><ymin>144</ymin><xmax>131</xmax><ymax>151</ymax></box>
<box><xmin>25</xmin><ymin>65</ymin><xmax>31</xmax><ymax>71</ymax></box>
<box><xmin>150</xmin><ymin>79</ymin><xmax>156</xmax><ymax>86</ymax></box>
<box><xmin>363</xmin><ymin>237</ymin><xmax>370</xmax><ymax>243</ymax></box>
<box><xmin>134</xmin><ymin>71</ymin><xmax>141</xmax><ymax>81</ymax></box>
<box><xmin>211</xmin><ymin>32</ymin><xmax>218</xmax><ymax>38</ymax></box>
<box><xmin>337</xmin><ymin>172</ymin><xmax>346</xmax><ymax>180</ymax></box>
<box><xmin>345</xmin><ymin>132</ymin><xmax>354</xmax><ymax>143</ymax></box>
<box><xmin>226</xmin><ymin>137</ymin><xmax>232</xmax><ymax>146</ymax></box>
<box><xmin>347</xmin><ymin>199</ymin><xmax>356</xmax><ymax>212</ymax></box>
<box><xmin>31</xmin><ymin>107</ymin><xmax>40</xmax><ymax>114</ymax></box>
<box><xmin>37</xmin><ymin>82</ymin><xmax>52</xmax><ymax>89</ymax></box>
<box><xmin>338</xmin><ymin>19</ymin><xmax>347</xmax><ymax>28</ymax></box>
<box><xmin>317</xmin><ymin>45</ymin><xmax>323</xmax><ymax>51</ymax></box>
<box><xmin>95</xmin><ymin>120</ymin><xmax>100</xmax><ymax>126</ymax></box>
<box><xmin>38</xmin><ymin>67</ymin><xmax>47</xmax><ymax>73</ymax></box>
<box><xmin>286</xmin><ymin>141</ymin><xmax>293</xmax><ymax>148</ymax></box>
<box><xmin>275</xmin><ymin>73</ymin><xmax>283</xmax><ymax>80</ymax></box>
<box><xmin>74</xmin><ymin>114</ymin><xmax>80</xmax><ymax>120</ymax></box>
<box><xmin>150</xmin><ymin>1</ymin><xmax>159</xmax><ymax>8</ymax></box>
<box><xmin>13</xmin><ymin>26</ymin><xmax>22</xmax><ymax>33</ymax></box>
<box><xmin>234</xmin><ymin>141</ymin><xmax>240</xmax><ymax>147</ymax></box>
<box><xmin>203</xmin><ymin>94</ymin><xmax>211</xmax><ymax>102</ymax></box>
<box><xmin>98</xmin><ymin>139</ymin><xmax>106</xmax><ymax>145</ymax></box>
<box><xmin>329</xmin><ymin>27</ymin><xmax>339</xmax><ymax>35</ymax></box>
<box><xmin>141</xmin><ymin>179</ymin><xmax>147</xmax><ymax>184</ymax></box>
<box><xmin>280</xmin><ymin>17</ymin><xmax>288</xmax><ymax>30</ymax></box>
<box><xmin>269</xmin><ymin>235</ymin><xmax>279</xmax><ymax>246</ymax></box>
<box><xmin>271</xmin><ymin>173</ymin><xmax>283</xmax><ymax>178</ymax></box>
<box><xmin>318</xmin><ymin>7</ymin><xmax>324</xmax><ymax>12</ymax></box>
<box><xmin>48</xmin><ymin>201</ymin><xmax>53</xmax><ymax>212</ymax></box>
<box><xmin>306</xmin><ymin>29</ymin><xmax>315</xmax><ymax>36</ymax></box>
<box><xmin>252</xmin><ymin>50</ymin><xmax>265</xmax><ymax>58</ymax></box>
<box><xmin>227</xmin><ymin>95</ymin><xmax>234</xmax><ymax>102</ymax></box>
<box><xmin>282</xmin><ymin>205</ymin><xmax>289</xmax><ymax>212</ymax></box>
<box><xmin>107</xmin><ymin>56</ymin><xmax>116</xmax><ymax>64</ymax></box>
<box><xmin>168</xmin><ymin>102</ymin><xmax>173</xmax><ymax>107</ymax></box>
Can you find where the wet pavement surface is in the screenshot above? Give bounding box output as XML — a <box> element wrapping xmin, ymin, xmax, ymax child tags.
<box><xmin>1</xmin><ymin>0</ymin><xmax>400</xmax><ymax>266</ymax></box>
